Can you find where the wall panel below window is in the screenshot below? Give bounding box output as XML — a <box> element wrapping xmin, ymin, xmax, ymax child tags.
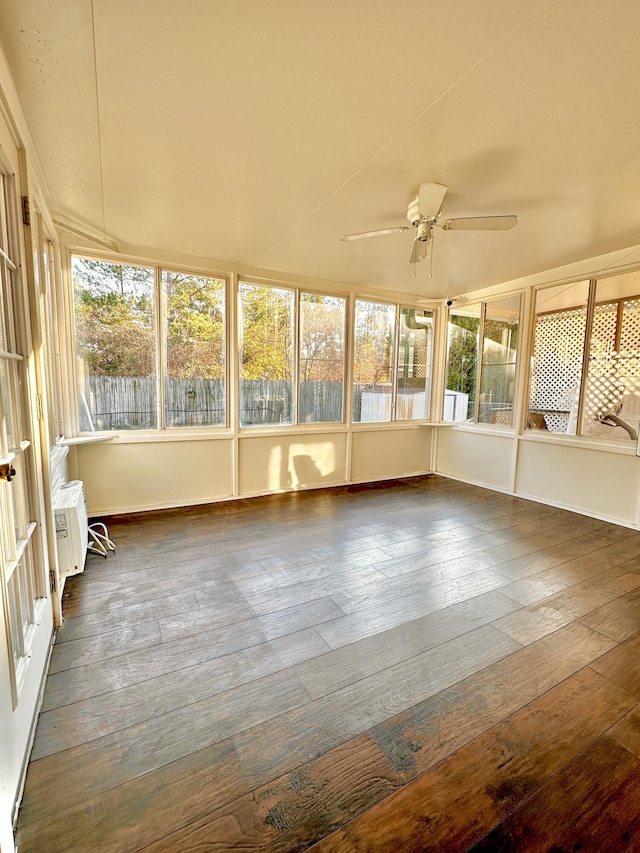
<box><xmin>74</xmin><ymin>439</ymin><xmax>234</xmax><ymax>514</ymax></box>
<box><xmin>435</xmin><ymin>429</ymin><xmax>514</xmax><ymax>492</ymax></box>
<box><xmin>514</xmin><ymin>439</ymin><xmax>640</xmax><ymax>526</ymax></box>
<box><xmin>238</xmin><ymin>432</ymin><xmax>348</xmax><ymax>495</ymax></box>
<box><xmin>351</xmin><ymin>428</ymin><xmax>431</xmax><ymax>483</ymax></box>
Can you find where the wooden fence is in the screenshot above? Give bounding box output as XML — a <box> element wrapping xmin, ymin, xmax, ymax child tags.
<box><xmin>79</xmin><ymin>377</ymin><xmax>429</xmax><ymax>429</ymax></box>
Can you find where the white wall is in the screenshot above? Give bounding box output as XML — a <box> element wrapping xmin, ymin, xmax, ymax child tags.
<box><xmin>435</xmin><ymin>428</ymin><xmax>514</xmax><ymax>492</ymax></box>
<box><xmin>351</xmin><ymin>426</ymin><xmax>431</xmax><ymax>483</ymax></box>
<box><xmin>515</xmin><ymin>438</ymin><xmax>640</xmax><ymax>525</ymax></box>
<box><xmin>73</xmin><ymin>438</ymin><xmax>234</xmax><ymax>514</ymax></box>
<box><xmin>73</xmin><ymin>426</ymin><xmax>433</xmax><ymax>515</ymax></box>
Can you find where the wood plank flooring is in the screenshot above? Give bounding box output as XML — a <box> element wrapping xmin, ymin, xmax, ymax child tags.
<box><xmin>15</xmin><ymin>475</ymin><xmax>640</xmax><ymax>852</ymax></box>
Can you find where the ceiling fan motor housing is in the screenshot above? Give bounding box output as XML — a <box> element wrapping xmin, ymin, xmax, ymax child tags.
<box><xmin>416</xmin><ymin>220</ymin><xmax>431</xmax><ymax>242</ymax></box>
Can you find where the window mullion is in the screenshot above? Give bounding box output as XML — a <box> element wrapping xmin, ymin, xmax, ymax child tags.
<box><xmin>391</xmin><ymin>305</ymin><xmax>401</xmax><ymax>421</ymax></box>
<box><xmin>576</xmin><ymin>278</ymin><xmax>597</xmax><ymax>437</ymax></box>
<box><xmin>474</xmin><ymin>302</ymin><xmax>487</xmax><ymax>423</ymax></box>
<box><xmin>156</xmin><ymin>266</ymin><xmax>165</xmax><ymax>430</ymax></box>
<box><xmin>293</xmin><ymin>291</ymin><xmax>300</xmax><ymax>425</ymax></box>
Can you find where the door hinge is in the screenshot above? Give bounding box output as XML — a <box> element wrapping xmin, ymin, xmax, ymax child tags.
<box><xmin>36</xmin><ymin>393</ymin><xmax>44</xmax><ymax>420</ymax></box>
<box><xmin>49</xmin><ymin>569</ymin><xmax>56</xmax><ymax>593</ymax></box>
<box><xmin>21</xmin><ymin>195</ymin><xmax>30</xmax><ymax>226</ymax></box>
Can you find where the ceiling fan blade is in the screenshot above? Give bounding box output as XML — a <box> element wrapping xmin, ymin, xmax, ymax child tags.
<box><xmin>340</xmin><ymin>226</ymin><xmax>409</xmax><ymax>241</ymax></box>
<box><xmin>409</xmin><ymin>239</ymin><xmax>429</xmax><ymax>264</ymax></box>
<box><xmin>418</xmin><ymin>182</ymin><xmax>448</xmax><ymax>219</ymax></box>
<box><xmin>438</xmin><ymin>215</ymin><xmax>518</xmax><ymax>232</ymax></box>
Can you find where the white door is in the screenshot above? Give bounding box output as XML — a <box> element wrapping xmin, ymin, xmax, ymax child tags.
<box><xmin>0</xmin><ymin>127</ymin><xmax>53</xmax><ymax>852</ymax></box>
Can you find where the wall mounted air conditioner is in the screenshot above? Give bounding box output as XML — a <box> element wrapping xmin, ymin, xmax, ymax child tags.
<box><xmin>54</xmin><ymin>480</ymin><xmax>89</xmax><ymax>578</ymax></box>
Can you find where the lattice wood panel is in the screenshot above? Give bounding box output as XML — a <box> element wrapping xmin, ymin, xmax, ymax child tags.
<box><xmin>584</xmin><ymin>297</ymin><xmax>640</xmax><ymax>435</ymax></box>
<box><xmin>529</xmin><ymin>308</ymin><xmax>586</xmax><ymax>433</ymax></box>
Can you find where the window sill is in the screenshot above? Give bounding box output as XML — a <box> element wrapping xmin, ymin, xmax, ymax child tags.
<box><xmin>518</xmin><ymin>431</ymin><xmax>637</xmax><ymax>455</ymax></box>
<box><xmin>441</xmin><ymin>422</ymin><xmax>516</xmax><ymax>437</ymax></box>
<box><xmin>60</xmin><ymin>435</ymin><xmax>118</xmax><ymax>445</ymax></box>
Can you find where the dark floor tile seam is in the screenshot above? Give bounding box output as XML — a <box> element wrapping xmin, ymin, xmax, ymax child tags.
<box><xmin>41</xmin><ymin>625</ymin><xmax>334</xmax><ymax>712</ymax></box>
<box><xmin>60</xmin><ymin>574</ymin><xmax>247</xmax><ymax>620</ymax></box>
<box><xmin>496</xmin><ymin>563</ymin><xmax>640</xmax><ymax>611</ymax></box>
<box><xmin>51</xmin><ymin>596</ymin><xmax>336</xmax><ymax>673</ymax></box>
<box><xmin>61</xmin><ymin>592</ymin><xmax>346</xmax><ymax>664</ymax></box>
<box><xmin>322</xmin><ymin>572</ymin><xmax>516</xmax><ymax>622</ymax></box>
<box><xmin>157</xmin><ymin>599</ymin><xmax>350</xmax><ymax>646</ymax></box>
<box><xmin>33</xmin><ymin>666</ymin><xmax>316</xmax><ymax>767</ymax></box>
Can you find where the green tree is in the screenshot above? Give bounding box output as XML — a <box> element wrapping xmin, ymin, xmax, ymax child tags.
<box><xmin>239</xmin><ymin>284</ymin><xmax>294</xmax><ymax>380</ymax></box>
<box><xmin>73</xmin><ymin>258</ymin><xmax>155</xmax><ymax>376</ymax></box>
<box><xmin>299</xmin><ymin>294</ymin><xmax>345</xmax><ymax>382</ymax></box>
<box><xmin>164</xmin><ymin>272</ymin><xmax>225</xmax><ymax>379</ymax></box>
<box><xmin>446</xmin><ymin>316</ymin><xmax>479</xmax><ymax>396</ymax></box>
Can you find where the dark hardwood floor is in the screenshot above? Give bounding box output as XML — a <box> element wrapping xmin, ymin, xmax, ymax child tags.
<box><xmin>15</xmin><ymin>474</ymin><xmax>640</xmax><ymax>852</ymax></box>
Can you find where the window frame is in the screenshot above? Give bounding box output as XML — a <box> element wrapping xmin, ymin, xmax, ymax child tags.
<box><xmin>238</xmin><ymin>279</ymin><xmax>349</xmax><ymax>429</ymax></box>
<box><xmin>70</xmin><ymin>251</ymin><xmax>231</xmax><ymax>436</ymax></box>
<box><xmin>526</xmin><ymin>273</ymin><xmax>640</xmax><ymax>445</ymax></box>
<box><xmin>67</xmin><ymin>252</ymin><xmax>438</xmax><ymax>437</ymax></box>
<box><xmin>352</xmin><ymin>298</ymin><xmax>435</xmax><ymax>426</ymax></box>
<box><xmin>443</xmin><ymin>293</ymin><xmax>523</xmax><ymax>428</ymax></box>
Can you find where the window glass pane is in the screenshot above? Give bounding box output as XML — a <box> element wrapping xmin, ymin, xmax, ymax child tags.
<box><xmin>163</xmin><ymin>271</ymin><xmax>226</xmax><ymax>427</ymax></box>
<box><xmin>478</xmin><ymin>296</ymin><xmax>520</xmax><ymax>425</ymax></box>
<box><xmin>396</xmin><ymin>308</ymin><xmax>433</xmax><ymax>420</ymax></box>
<box><xmin>352</xmin><ymin>301</ymin><xmax>396</xmax><ymax>423</ymax></box>
<box><xmin>73</xmin><ymin>257</ymin><xmax>156</xmax><ymax>430</ymax></box>
<box><xmin>299</xmin><ymin>293</ymin><xmax>345</xmax><ymax>423</ymax></box>
<box><xmin>444</xmin><ymin>305</ymin><xmax>481</xmax><ymax>422</ymax></box>
<box><xmin>582</xmin><ymin>271</ymin><xmax>640</xmax><ymax>442</ymax></box>
<box><xmin>527</xmin><ymin>281</ymin><xmax>589</xmax><ymax>434</ymax></box>
<box><xmin>239</xmin><ymin>283</ymin><xmax>294</xmax><ymax>426</ymax></box>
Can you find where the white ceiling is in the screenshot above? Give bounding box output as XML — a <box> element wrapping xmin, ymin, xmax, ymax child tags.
<box><xmin>2</xmin><ymin>0</ymin><xmax>640</xmax><ymax>298</ymax></box>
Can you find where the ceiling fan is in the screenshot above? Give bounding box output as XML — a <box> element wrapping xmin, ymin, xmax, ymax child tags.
<box><xmin>340</xmin><ymin>182</ymin><xmax>517</xmax><ymax>269</ymax></box>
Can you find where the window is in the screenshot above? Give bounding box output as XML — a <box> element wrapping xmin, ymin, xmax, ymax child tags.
<box><xmin>444</xmin><ymin>295</ymin><xmax>521</xmax><ymax>425</ymax></box>
<box><xmin>582</xmin><ymin>273</ymin><xmax>640</xmax><ymax>441</ymax></box>
<box><xmin>238</xmin><ymin>283</ymin><xmax>295</xmax><ymax>426</ymax></box>
<box><xmin>478</xmin><ymin>296</ymin><xmax>520</xmax><ymax>425</ymax></box>
<box><xmin>73</xmin><ymin>258</ymin><xmax>156</xmax><ymax>430</ymax></box>
<box><xmin>352</xmin><ymin>300</ymin><xmax>434</xmax><ymax>423</ymax></box>
<box><xmin>239</xmin><ymin>283</ymin><xmax>347</xmax><ymax>427</ymax></box>
<box><xmin>73</xmin><ymin>256</ymin><xmax>228</xmax><ymax>431</ymax></box>
<box><xmin>352</xmin><ymin>300</ymin><xmax>396</xmax><ymax>423</ymax></box>
<box><xmin>163</xmin><ymin>271</ymin><xmax>226</xmax><ymax>427</ymax></box>
<box><xmin>444</xmin><ymin>304</ymin><xmax>480</xmax><ymax>422</ymax></box>
<box><xmin>299</xmin><ymin>293</ymin><xmax>346</xmax><ymax>423</ymax></box>
<box><xmin>527</xmin><ymin>281</ymin><xmax>590</xmax><ymax>434</ymax></box>
<box><xmin>396</xmin><ymin>308</ymin><xmax>433</xmax><ymax>420</ymax></box>
<box><xmin>528</xmin><ymin>272</ymin><xmax>640</xmax><ymax>441</ymax></box>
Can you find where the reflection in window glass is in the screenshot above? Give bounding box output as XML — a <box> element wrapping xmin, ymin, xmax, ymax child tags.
<box><xmin>527</xmin><ymin>281</ymin><xmax>589</xmax><ymax>434</ymax></box>
<box><xmin>478</xmin><ymin>296</ymin><xmax>520</xmax><ymax>425</ymax></box>
<box><xmin>299</xmin><ymin>293</ymin><xmax>345</xmax><ymax>423</ymax></box>
<box><xmin>396</xmin><ymin>308</ymin><xmax>433</xmax><ymax>420</ymax></box>
<box><xmin>352</xmin><ymin>301</ymin><xmax>396</xmax><ymax>423</ymax></box>
<box><xmin>444</xmin><ymin>306</ymin><xmax>481</xmax><ymax>422</ymax></box>
<box><xmin>582</xmin><ymin>271</ymin><xmax>640</xmax><ymax>442</ymax></box>
<box><xmin>73</xmin><ymin>257</ymin><xmax>156</xmax><ymax>430</ymax></box>
<box><xmin>163</xmin><ymin>271</ymin><xmax>226</xmax><ymax>427</ymax></box>
<box><xmin>239</xmin><ymin>282</ymin><xmax>294</xmax><ymax>426</ymax></box>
